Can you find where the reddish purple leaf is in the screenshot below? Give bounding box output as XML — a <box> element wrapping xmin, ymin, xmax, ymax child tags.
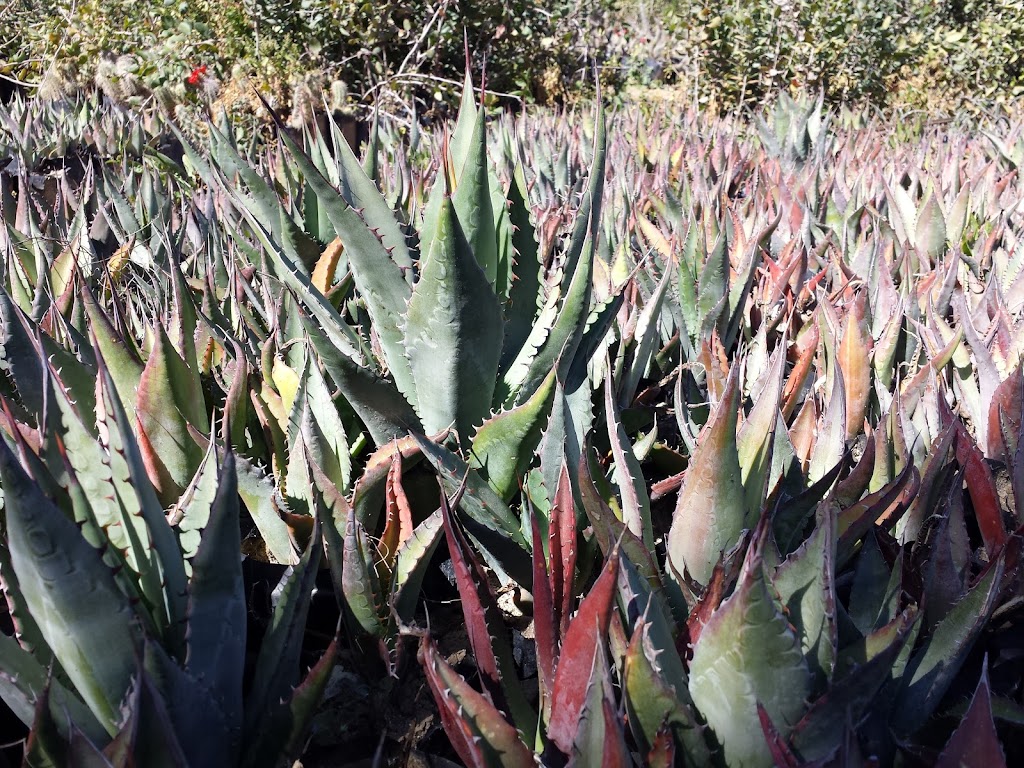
<box><xmin>647</xmin><ymin>727</ymin><xmax>676</xmax><ymax>768</ymax></box>
<box><xmin>548</xmin><ymin>555</ymin><xmax>620</xmax><ymax>754</ymax></box>
<box><xmin>988</xmin><ymin>363</ymin><xmax>1023</xmax><ymax>460</ymax></box>
<box><xmin>600</xmin><ymin>697</ymin><xmax>631</xmax><ymax>768</ymax></box>
<box><xmin>531</xmin><ymin>512</ymin><xmax>558</xmax><ymax>720</ymax></box>
<box><xmin>757</xmin><ymin>702</ymin><xmax>801</xmax><ymax>768</ymax></box>
<box><xmin>952</xmin><ymin>419</ymin><xmax>1008</xmax><ymax>556</ymax></box>
<box><xmin>439</xmin><ymin>485</ymin><xmax>511</xmax><ymax>719</ymax></box>
<box><xmin>419</xmin><ymin>636</ymin><xmax>534</xmax><ymax>768</ymax></box>
<box><xmin>551</xmin><ymin>461</ymin><xmax>578</xmax><ymax>640</ymax></box>
<box><xmin>936</xmin><ymin>659</ymin><xmax>1006</xmax><ymax>768</ymax></box>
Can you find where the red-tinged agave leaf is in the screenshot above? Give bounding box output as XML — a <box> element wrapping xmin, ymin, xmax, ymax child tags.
<box><xmin>901</xmin><ymin>324</ymin><xmax>964</xmax><ymax>416</ymax></box>
<box><xmin>790</xmin><ymin>396</ymin><xmax>819</xmax><ymax>471</ymax></box>
<box><xmin>838</xmin><ymin>291</ymin><xmax>874</xmax><ymax>440</ymax></box>
<box><xmin>936</xmin><ymin>659</ymin><xmax>1006</xmax><ymax>768</ymax></box>
<box><xmin>647</xmin><ymin>727</ymin><xmax>676</xmax><ymax>768</ymax></box>
<box><xmin>351</xmin><ymin>434</ymin><xmax>431</xmax><ymax>531</ymax></box>
<box><xmin>419</xmin><ymin>636</ymin><xmax>534</xmax><ymax>768</ymax></box>
<box><xmin>599</xmin><ymin>697</ymin><xmax>631</xmax><ymax>768</ymax></box>
<box><xmin>837</xmin><ymin>464</ymin><xmax>920</xmax><ymax>565</ymax></box>
<box><xmin>548</xmin><ymin>555</ymin><xmax>619</xmax><ymax>754</ymax></box>
<box><xmin>987</xmin><ymin>363</ymin><xmax>1023</xmax><ymax>461</ymax></box>
<box><xmin>950</xmin><ymin>417</ymin><xmax>1008</xmax><ymax>556</ymax></box>
<box><xmin>439</xmin><ymin>484</ymin><xmax>533</xmax><ymax>736</ymax></box>
<box><xmin>834</xmin><ymin>427</ymin><xmax>876</xmax><ymax>507</ymax></box>
<box><xmin>698</xmin><ymin>338</ymin><xmax>728</xmax><ymax>403</ymax></box>
<box><xmin>757</xmin><ymin>703</ymin><xmax>801</xmax><ymax>768</ymax></box>
<box><xmin>682</xmin><ymin>533</ymin><xmax>747</xmax><ymax>657</ymax></box>
<box><xmin>531</xmin><ymin>511</ymin><xmax>558</xmax><ymax>723</ymax></box>
<box><xmin>277</xmin><ymin>635</ymin><xmax>340</xmax><ymax>759</ymax></box>
<box><xmin>668</xmin><ymin>363</ymin><xmax>746</xmax><ymax>585</ymax></box>
<box><xmin>551</xmin><ymin>462</ymin><xmax>577</xmax><ymax>639</ymax></box>
<box><xmin>378</xmin><ymin>451</ymin><xmax>414</xmax><ymax>574</ymax></box>
<box><xmin>782</xmin><ymin>323</ymin><xmax>818</xmax><ymax>420</ymax></box>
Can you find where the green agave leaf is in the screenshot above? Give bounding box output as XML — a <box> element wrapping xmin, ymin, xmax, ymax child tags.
<box><xmin>184</xmin><ymin>451</ymin><xmax>245</xmax><ymax>739</ymax></box>
<box><xmin>668</xmin><ymin>363</ymin><xmax>746</xmax><ymax>585</ymax></box>
<box><xmin>892</xmin><ymin>555</ymin><xmax>1005</xmax><ymax>736</ymax></box>
<box><xmin>174</xmin><ymin>439</ymin><xmax>219</xmax><ymax>566</ymax></box>
<box><xmin>392</xmin><ymin>509</ymin><xmax>444</xmax><ymax>623</ymax></box>
<box><xmin>341</xmin><ymin>503</ymin><xmax>387</xmax><ymax>638</ymax></box>
<box><xmin>499</xmin><ymin>165</ymin><xmax>542</xmax><ymax>374</ymax></box>
<box><xmin>738</xmin><ymin>332</ymin><xmax>787</xmax><ymax>517</ymax></box>
<box><xmin>0</xmin><ymin>285</ymin><xmax>45</xmax><ymax>420</ymax></box>
<box><xmin>469</xmin><ymin>368</ymin><xmax>556</xmax><ymax>501</ymax></box>
<box><xmin>275</xmin><ymin>119</ymin><xmax>416</xmax><ymax>406</ymax></box>
<box><xmin>300</xmin><ymin>311</ymin><xmax>421</xmax><ymax>447</ymax></box>
<box><xmin>499</xmin><ymin>110</ymin><xmax>606</xmax><ymax>407</ymax></box>
<box><xmin>229</xmin><ymin>200</ymin><xmax>366</xmax><ymax>366</ymax></box>
<box><xmin>405</xmin><ymin>196</ymin><xmax>503</xmax><ymax>440</ymax></box>
<box><xmin>243</xmin><ymin>521</ymin><xmax>323</xmax><ymax>748</ymax></box>
<box><xmin>0</xmin><ymin>632</ymin><xmax>104</xmax><ymax>742</ymax></box>
<box><xmin>771</xmin><ymin>510</ymin><xmax>837</xmax><ymax>689</ymax></box>
<box><xmin>80</xmin><ymin>288</ymin><xmax>144</xmax><ymax>423</ymax></box>
<box><xmin>915</xmin><ymin>188</ymin><xmax>947</xmax><ymax>262</ymax></box>
<box><xmin>847</xmin><ymin>531</ymin><xmax>892</xmax><ymax>636</ymax></box>
<box><xmin>792</xmin><ymin>608</ymin><xmax>917</xmax><ymax>761</ymax></box>
<box><xmin>412</xmin><ymin>434</ymin><xmax>530</xmax><ymax>585</ymax></box>
<box><xmin>209</xmin><ymin>125</ymin><xmax>320</xmax><ymax>274</ymax></box>
<box><xmin>604</xmin><ymin>366</ymin><xmax>653</xmax><ymax>549</ymax></box>
<box><xmin>143</xmin><ymin>640</ymin><xmax>233</xmax><ymax>767</ymax></box>
<box><xmin>624</xmin><ymin>621</ymin><xmax>710</xmax><ymax>764</ymax></box>
<box><xmin>578</xmin><ymin>453</ymin><xmax>660</xmax><ymax>583</ymax></box>
<box><xmin>620</xmin><ymin>263</ymin><xmax>671</xmax><ymax>406</ymax></box>
<box><xmin>0</xmin><ymin>436</ymin><xmax>137</xmax><ymax>735</ymax></box>
<box><xmin>136</xmin><ymin>325</ymin><xmax>208</xmax><ymax>504</ymax></box>
<box><xmin>234</xmin><ymin>454</ymin><xmax>298</xmax><ymax>566</ymax></box>
<box><xmin>95</xmin><ymin>357</ymin><xmax>188</xmax><ymax>654</ymax></box>
<box><xmin>809</xmin><ymin>340</ymin><xmax>847</xmax><ymax>484</ymax></box>
<box><xmin>571</xmin><ymin>639</ymin><xmax>620</xmax><ymax>762</ymax></box>
<box><xmin>245</xmin><ymin>636</ymin><xmax>339</xmax><ymax>768</ymax></box>
<box><xmin>688</xmin><ymin>526</ymin><xmax>812</xmax><ymax>768</ymax></box>
<box><xmin>449</xmin><ymin>71</ymin><xmax>479</xmax><ymax>177</ymax></box>
<box><xmin>451</xmin><ymin>106</ymin><xmax>499</xmax><ymax>287</ymax></box>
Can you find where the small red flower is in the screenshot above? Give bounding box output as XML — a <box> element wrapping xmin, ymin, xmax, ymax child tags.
<box><xmin>186</xmin><ymin>65</ymin><xmax>208</xmax><ymax>86</ymax></box>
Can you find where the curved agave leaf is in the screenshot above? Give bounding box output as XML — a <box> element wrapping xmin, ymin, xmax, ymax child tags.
<box><xmin>469</xmin><ymin>368</ymin><xmax>556</xmax><ymax>501</ymax></box>
<box><xmin>0</xmin><ymin>435</ymin><xmax>138</xmax><ymax>735</ymax></box>
<box><xmin>688</xmin><ymin>526</ymin><xmax>812</xmax><ymax>768</ymax></box>
<box><xmin>668</xmin><ymin>363</ymin><xmax>745</xmax><ymax>585</ymax></box>
<box><xmin>184</xmin><ymin>451</ymin><xmax>245</xmax><ymax>740</ymax></box>
<box><xmin>405</xmin><ymin>196</ymin><xmax>503</xmax><ymax>440</ymax></box>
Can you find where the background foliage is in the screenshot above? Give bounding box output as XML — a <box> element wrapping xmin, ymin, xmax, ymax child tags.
<box><xmin>2</xmin><ymin>0</ymin><xmax>1023</xmax><ymax>113</ymax></box>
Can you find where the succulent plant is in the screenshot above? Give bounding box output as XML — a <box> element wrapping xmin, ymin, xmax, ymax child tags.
<box><xmin>3</xmin><ymin>72</ymin><xmax>1024</xmax><ymax>766</ymax></box>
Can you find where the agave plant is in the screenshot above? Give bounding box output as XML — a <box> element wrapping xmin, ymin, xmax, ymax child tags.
<box><xmin>0</xmin><ymin>361</ymin><xmax>331</xmax><ymax>767</ymax></box>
